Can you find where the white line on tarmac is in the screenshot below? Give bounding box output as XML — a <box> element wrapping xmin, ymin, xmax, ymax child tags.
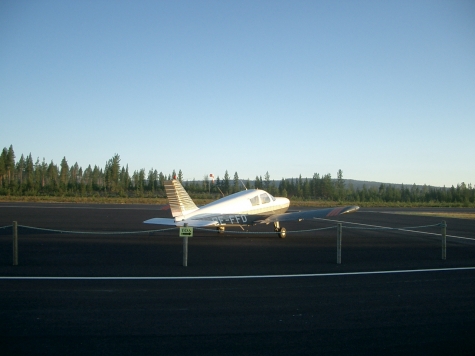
<box><xmin>1</xmin><ymin>267</ymin><xmax>475</xmax><ymax>280</ymax></box>
<box><xmin>313</xmin><ymin>218</ymin><xmax>475</xmax><ymax>241</ymax></box>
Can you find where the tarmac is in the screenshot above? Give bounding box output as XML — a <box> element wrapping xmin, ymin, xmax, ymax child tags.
<box><xmin>1</xmin><ymin>203</ymin><xmax>474</xmax><ymax>355</ymax></box>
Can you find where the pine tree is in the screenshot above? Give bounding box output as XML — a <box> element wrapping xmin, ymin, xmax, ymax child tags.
<box><xmin>47</xmin><ymin>161</ymin><xmax>59</xmax><ymax>192</ymax></box>
<box><xmin>264</xmin><ymin>171</ymin><xmax>271</xmax><ymax>191</ymax></box>
<box><xmin>254</xmin><ymin>176</ymin><xmax>261</xmax><ymax>189</ymax></box>
<box><xmin>25</xmin><ymin>153</ymin><xmax>34</xmax><ymax>192</ymax></box>
<box><xmin>16</xmin><ymin>154</ymin><xmax>25</xmax><ymax>192</ymax></box>
<box><xmin>336</xmin><ymin>169</ymin><xmax>345</xmax><ymax>200</ymax></box>
<box><xmin>59</xmin><ymin>157</ymin><xmax>69</xmax><ymax>191</ymax></box>
<box><xmin>321</xmin><ymin>173</ymin><xmax>333</xmax><ymax>199</ymax></box>
<box><xmin>233</xmin><ymin>172</ymin><xmax>239</xmax><ymax>193</ymax></box>
<box><xmin>104</xmin><ymin>154</ymin><xmax>120</xmax><ymax>193</ymax></box>
<box><xmin>0</xmin><ymin>149</ymin><xmax>6</xmax><ymax>188</ymax></box>
<box><xmin>223</xmin><ymin>170</ymin><xmax>230</xmax><ymax>194</ymax></box>
<box><xmin>158</xmin><ymin>172</ymin><xmax>165</xmax><ymax>190</ymax></box>
<box><xmin>84</xmin><ymin>165</ymin><xmax>93</xmax><ymax>192</ymax></box>
<box><xmin>92</xmin><ymin>165</ymin><xmax>101</xmax><ymax>191</ymax></box>
<box><xmin>6</xmin><ymin>145</ymin><xmax>15</xmax><ymax>185</ymax></box>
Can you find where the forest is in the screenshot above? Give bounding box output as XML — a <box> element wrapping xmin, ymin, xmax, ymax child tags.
<box><xmin>0</xmin><ymin>145</ymin><xmax>474</xmax><ymax>206</ymax></box>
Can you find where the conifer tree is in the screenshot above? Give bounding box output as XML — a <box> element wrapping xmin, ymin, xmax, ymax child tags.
<box><xmin>321</xmin><ymin>173</ymin><xmax>333</xmax><ymax>199</ymax></box>
<box><xmin>0</xmin><ymin>149</ymin><xmax>5</xmax><ymax>188</ymax></box>
<box><xmin>158</xmin><ymin>172</ymin><xmax>165</xmax><ymax>190</ymax></box>
<box><xmin>264</xmin><ymin>171</ymin><xmax>271</xmax><ymax>191</ymax></box>
<box><xmin>59</xmin><ymin>157</ymin><xmax>69</xmax><ymax>191</ymax></box>
<box><xmin>254</xmin><ymin>176</ymin><xmax>261</xmax><ymax>189</ymax></box>
<box><xmin>104</xmin><ymin>154</ymin><xmax>120</xmax><ymax>193</ymax></box>
<box><xmin>25</xmin><ymin>153</ymin><xmax>34</xmax><ymax>191</ymax></box>
<box><xmin>6</xmin><ymin>145</ymin><xmax>15</xmax><ymax>185</ymax></box>
<box><xmin>233</xmin><ymin>172</ymin><xmax>239</xmax><ymax>193</ymax></box>
<box><xmin>336</xmin><ymin>169</ymin><xmax>345</xmax><ymax>200</ymax></box>
<box><xmin>47</xmin><ymin>161</ymin><xmax>59</xmax><ymax>192</ymax></box>
<box><xmin>223</xmin><ymin>170</ymin><xmax>230</xmax><ymax>194</ymax></box>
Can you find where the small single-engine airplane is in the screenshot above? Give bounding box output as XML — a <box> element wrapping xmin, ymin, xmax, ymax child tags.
<box><xmin>144</xmin><ymin>179</ymin><xmax>359</xmax><ymax>238</ymax></box>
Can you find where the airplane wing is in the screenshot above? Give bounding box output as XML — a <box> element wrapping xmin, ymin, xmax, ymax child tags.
<box><xmin>259</xmin><ymin>205</ymin><xmax>359</xmax><ymax>223</ymax></box>
<box><xmin>144</xmin><ymin>206</ymin><xmax>359</xmax><ymax>227</ymax></box>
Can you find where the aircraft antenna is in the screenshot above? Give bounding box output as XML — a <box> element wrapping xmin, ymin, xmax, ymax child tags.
<box><xmin>240</xmin><ymin>180</ymin><xmax>248</xmax><ymax>190</ymax></box>
<box><xmin>216</xmin><ymin>186</ymin><xmax>225</xmax><ymax>197</ymax></box>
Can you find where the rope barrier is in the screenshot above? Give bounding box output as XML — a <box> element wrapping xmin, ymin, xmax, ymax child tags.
<box><xmin>345</xmin><ymin>223</ymin><xmax>443</xmax><ymax>231</ymax></box>
<box><xmin>1</xmin><ymin>222</ymin><xmax>443</xmax><ymax>237</ymax></box>
<box><xmin>6</xmin><ymin>221</ymin><xmax>449</xmax><ymax>266</ymax></box>
<box><xmin>194</xmin><ymin>225</ymin><xmax>336</xmax><ymax>235</ymax></box>
<box><xmin>16</xmin><ymin>225</ymin><xmax>176</xmax><ymax>235</ymax></box>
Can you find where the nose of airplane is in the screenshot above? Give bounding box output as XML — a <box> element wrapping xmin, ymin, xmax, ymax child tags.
<box><xmin>276</xmin><ymin>197</ymin><xmax>290</xmax><ymax>207</ymax></box>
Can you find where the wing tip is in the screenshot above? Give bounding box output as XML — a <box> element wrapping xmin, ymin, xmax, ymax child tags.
<box><xmin>341</xmin><ymin>205</ymin><xmax>360</xmax><ymax>214</ymax></box>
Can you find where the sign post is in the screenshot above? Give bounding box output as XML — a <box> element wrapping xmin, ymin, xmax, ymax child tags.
<box><xmin>180</xmin><ymin>224</ymin><xmax>193</xmax><ymax>267</ymax></box>
<box><xmin>441</xmin><ymin>220</ymin><xmax>446</xmax><ymax>260</ymax></box>
<box><xmin>337</xmin><ymin>223</ymin><xmax>342</xmax><ymax>264</ymax></box>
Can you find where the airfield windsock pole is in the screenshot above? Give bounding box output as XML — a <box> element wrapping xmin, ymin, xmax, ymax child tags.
<box><xmin>337</xmin><ymin>223</ymin><xmax>342</xmax><ymax>264</ymax></box>
<box><xmin>209</xmin><ymin>174</ymin><xmax>214</xmax><ymax>195</ymax></box>
<box><xmin>441</xmin><ymin>221</ymin><xmax>447</xmax><ymax>260</ymax></box>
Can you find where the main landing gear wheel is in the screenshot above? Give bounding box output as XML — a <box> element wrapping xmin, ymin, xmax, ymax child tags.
<box><xmin>278</xmin><ymin>227</ymin><xmax>287</xmax><ymax>239</ymax></box>
<box><xmin>217</xmin><ymin>226</ymin><xmax>225</xmax><ymax>234</ymax></box>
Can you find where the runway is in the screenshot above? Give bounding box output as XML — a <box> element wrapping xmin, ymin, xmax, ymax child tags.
<box><xmin>1</xmin><ymin>203</ymin><xmax>474</xmax><ymax>355</ymax></box>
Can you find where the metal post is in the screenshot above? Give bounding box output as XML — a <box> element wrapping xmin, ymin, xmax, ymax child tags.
<box><xmin>183</xmin><ymin>223</ymin><xmax>188</xmax><ymax>267</ymax></box>
<box><xmin>13</xmin><ymin>221</ymin><xmax>18</xmax><ymax>266</ymax></box>
<box><xmin>337</xmin><ymin>223</ymin><xmax>342</xmax><ymax>264</ymax></box>
<box><xmin>441</xmin><ymin>220</ymin><xmax>446</xmax><ymax>260</ymax></box>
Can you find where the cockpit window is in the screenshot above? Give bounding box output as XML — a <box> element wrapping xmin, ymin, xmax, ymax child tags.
<box><xmin>250</xmin><ymin>195</ymin><xmax>260</xmax><ymax>206</ymax></box>
<box><xmin>260</xmin><ymin>193</ymin><xmax>271</xmax><ymax>204</ymax></box>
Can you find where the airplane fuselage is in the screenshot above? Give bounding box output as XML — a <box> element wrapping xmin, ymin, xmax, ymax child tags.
<box><xmin>175</xmin><ymin>189</ymin><xmax>290</xmax><ymax>226</ymax></box>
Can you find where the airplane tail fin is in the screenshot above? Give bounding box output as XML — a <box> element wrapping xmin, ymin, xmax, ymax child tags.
<box><xmin>164</xmin><ymin>179</ymin><xmax>199</xmax><ymax>218</ymax></box>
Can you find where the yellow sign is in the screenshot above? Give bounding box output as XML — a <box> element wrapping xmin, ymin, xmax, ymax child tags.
<box><xmin>179</xmin><ymin>227</ymin><xmax>193</xmax><ymax>237</ymax></box>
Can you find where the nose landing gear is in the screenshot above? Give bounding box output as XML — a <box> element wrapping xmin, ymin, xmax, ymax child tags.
<box><xmin>274</xmin><ymin>222</ymin><xmax>287</xmax><ymax>238</ymax></box>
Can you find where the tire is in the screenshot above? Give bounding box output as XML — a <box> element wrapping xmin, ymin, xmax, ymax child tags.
<box><xmin>279</xmin><ymin>227</ymin><xmax>287</xmax><ymax>239</ymax></box>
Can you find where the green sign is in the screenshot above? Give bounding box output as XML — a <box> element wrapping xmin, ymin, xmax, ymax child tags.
<box><xmin>179</xmin><ymin>227</ymin><xmax>193</xmax><ymax>237</ymax></box>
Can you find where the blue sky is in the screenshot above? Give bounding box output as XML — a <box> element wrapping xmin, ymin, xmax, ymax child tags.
<box><xmin>1</xmin><ymin>0</ymin><xmax>474</xmax><ymax>187</ymax></box>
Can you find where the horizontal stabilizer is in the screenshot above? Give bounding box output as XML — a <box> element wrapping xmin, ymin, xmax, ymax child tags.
<box><xmin>143</xmin><ymin>217</ymin><xmax>219</xmax><ymax>227</ymax></box>
<box><xmin>143</xmin><ymin>218</ymin><xmax>177</xmax><ymax>226</ymax></box>
<box><xmin>175</xmin><ymin>220</ymin><xmax>219</xmax><ymax>227</ymax></box>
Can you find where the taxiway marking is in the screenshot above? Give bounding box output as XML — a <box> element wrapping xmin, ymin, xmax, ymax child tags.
<box><xmin>1</xmin><ymin>267</ymin><xmax>475</xmax><ymax>280</ymax></box>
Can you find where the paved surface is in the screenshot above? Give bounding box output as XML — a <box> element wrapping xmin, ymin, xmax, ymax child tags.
<box><xmin>1</xmin><ymin>203</ymin><xmax>474</xmax><ymax>355</ymax></box>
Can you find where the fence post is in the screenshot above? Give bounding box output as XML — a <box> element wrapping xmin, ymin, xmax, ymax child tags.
<box><xmin>337</xmin><ymin>223</ymin><xmax>342</xmax><ymax>264</ymax></box>
<box><xmin>441</xmin><ymin>220</ymin><xmax>446</xmax><ymax>260</ymax></box>
<box><xmin>13</xmin><ymin>221</ymin><xmax>18</xmax><ymax>266</ymax></box>
<box><xmin>183</xmin><ymin>223</ymin><xmax>188</xmax><ymax>267</ymax></box>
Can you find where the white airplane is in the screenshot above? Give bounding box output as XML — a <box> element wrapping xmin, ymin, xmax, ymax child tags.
<box><xmin>144</xmin><ymin>179</ymin><xmax>359</xmax><ymax>238</ymax></box>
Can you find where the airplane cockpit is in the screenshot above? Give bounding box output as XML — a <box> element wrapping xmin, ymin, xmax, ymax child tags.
<box><xmin>250</xmin><ymin>192</ymin><xmax>276</xmax><ymax>206</ymax></box>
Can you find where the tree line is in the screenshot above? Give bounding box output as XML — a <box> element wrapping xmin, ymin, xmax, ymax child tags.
<box><xmin>0</xmin><ymin>145</ymin><xmax>474</xmax><ymax>205</ymax></box>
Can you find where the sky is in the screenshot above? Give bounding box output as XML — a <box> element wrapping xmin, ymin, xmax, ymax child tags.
<box><xmin>1</xmin><ymin>0</ymin><xmax>474</xmax><ymax>187</ymax></box>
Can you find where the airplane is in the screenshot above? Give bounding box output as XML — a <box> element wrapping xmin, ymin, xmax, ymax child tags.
<box><xmin>144</xmin><ymin>179</ymin><xmax>359</xmax><ymax>238</ymax></box>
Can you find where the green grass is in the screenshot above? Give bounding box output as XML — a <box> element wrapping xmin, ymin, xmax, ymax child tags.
<box><xmin>389</xmin><ymin>211</ymin><xmax>475</xmax><ymax>220</ymax></box>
